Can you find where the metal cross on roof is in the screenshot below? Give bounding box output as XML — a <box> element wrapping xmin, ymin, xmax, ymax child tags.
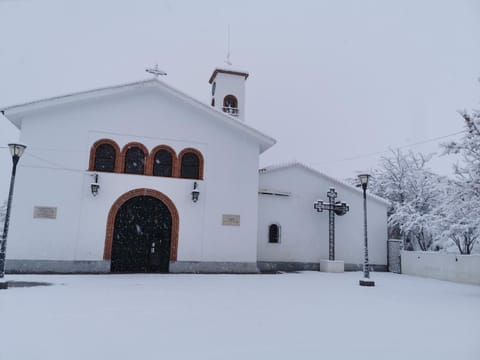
<box><xmin>224</xmin><ymin>24</ymin><xmax>233</xmax><ymax>66</ymax></box>
<box><xmin>314</xmin><ymin>187</ymin><xmax>350</xmax><ymax>261</ymax></box>
<box><xmin>146</xmin><ymin>64</ymin><xmax>167</xmax><ymax>78</ymax></box>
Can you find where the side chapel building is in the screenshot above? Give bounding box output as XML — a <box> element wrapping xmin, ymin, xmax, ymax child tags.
<box><xmin>1</xmin><ymin>67</ymin><xmax>389</xmax><ymax>273</ymax></box>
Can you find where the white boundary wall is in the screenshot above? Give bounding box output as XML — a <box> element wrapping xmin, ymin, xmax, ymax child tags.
<box><xmin>401</xmin><ymin>251</ymin><xmax>480</xmax><ymax>285</ymax></box>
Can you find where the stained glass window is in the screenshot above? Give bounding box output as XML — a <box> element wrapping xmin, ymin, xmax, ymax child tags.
<box><xmin>181</xmin><ymin>152</ymin><xmax>200</xmax><ymax>179</ymax></box>
<box><xmin>94</xmin><ymin>143</ymin><xmax>116</xmax><ymax>172</ymax></box>
<box><xmin>153</xmin><ymin>150</ymin><xmax>173</xmax><ymax>177</ymax></box>
<box><xmin>124</xmin><ymin>147</ymin><xmax>145</xmax><ymax>174</ymax></box>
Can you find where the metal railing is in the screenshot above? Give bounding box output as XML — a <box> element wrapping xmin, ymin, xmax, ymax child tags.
<box><xmin>222</xmin><ymin>107</ymin><xmax>239</xmax><ymax>116</ymax></box>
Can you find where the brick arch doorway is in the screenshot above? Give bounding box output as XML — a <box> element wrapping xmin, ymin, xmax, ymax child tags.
<box><xmin>104</xmin><ymin>189</ymin><xmax>179</xmax><ymax>272</ymax></box>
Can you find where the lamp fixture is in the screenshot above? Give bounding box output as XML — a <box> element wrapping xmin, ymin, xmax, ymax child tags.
<box><xmin>191</xmin><ymin>181</ymin><xmax>199</xmax><ymax>203</ymax></box>
<box><xmin>8</xmin><ymin>143</ymin><xmax>27</xmax><ymax>159</ymax></box>
<box><xmin>358</xmin><ymin>173</ymin><xmax>370</xmax><ymax>190</ymax></box>
<box><xmin>90</xmin><ymin>173</ymin><xmax>100</xmax><ymax>197</ymax></box>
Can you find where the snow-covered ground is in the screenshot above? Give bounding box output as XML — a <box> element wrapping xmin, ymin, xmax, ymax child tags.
<box><xmin>1</xmin><ymin>271</ymin><xmax>479</xmax><ymax>360</ymax></box>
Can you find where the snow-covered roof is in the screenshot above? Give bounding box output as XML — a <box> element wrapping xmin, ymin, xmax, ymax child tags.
<box><xmin>1</xmin><ymin>77</ymin><xmax>275</xmax><ymax>153</ymax></box>
<box><xmin>208</xmin><ymin>68</ymin><xmax>249</xmax><ymax>84</ymax></box>
<box><xmin>259</xmin><ymin>161</ymin><xmax>390</xmax><ymax>206</ymax></box>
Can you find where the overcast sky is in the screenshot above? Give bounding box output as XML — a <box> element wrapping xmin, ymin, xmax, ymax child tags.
<box><xmin>1</xmin><ymin>0</ymin><xmax>479</xmax><ymax>201</ymax></box>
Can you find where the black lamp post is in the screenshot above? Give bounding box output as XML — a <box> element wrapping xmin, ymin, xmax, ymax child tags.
<box><xmin>358</xmin><ymin>173</ymin><xmax>375</xmax><ymax>287</ymax></box>
<box><xmin>0</xmin><ymin>143</ymin><xmax>26</xmax><ymax>289</ymax></box>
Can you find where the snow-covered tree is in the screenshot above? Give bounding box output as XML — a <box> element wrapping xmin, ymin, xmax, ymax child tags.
<box><xmin>434</xmin><ymin>183</ymin><xmax>479</xmax><ymax>254</ymax></box>
<box><xmin>365</xmin><ymin>149</ymin><xmax>446</xmax><ymax>251</ymax></box>
<box><xmin>443</xmin><ymin>108</ymin><xmax>480</xmax><ymax>196</ymax></box>
<box><xmin>439</xmin><ymin>105</ymin><xmax>480</xmax><ymax>254</ymax></box>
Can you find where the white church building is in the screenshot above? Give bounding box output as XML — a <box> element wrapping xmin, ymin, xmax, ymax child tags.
<box><xmin>1</xmin><ymin>67</ymin><xmax>388</xmax><ymax>273</ymax></box>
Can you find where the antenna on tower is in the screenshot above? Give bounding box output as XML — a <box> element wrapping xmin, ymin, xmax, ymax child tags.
<box><xmin>146</xmin><ymin>64</ymin><xmax>167</xmax><ymax>78</ymax></box>
<box><xmin>224</xmin><ymin>25</ymin><xmax>232</xmax><ymax>66</ymax></box>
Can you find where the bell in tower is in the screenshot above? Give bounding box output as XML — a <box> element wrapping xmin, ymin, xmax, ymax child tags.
<box><xmin>208</xmin><ymin>68</ymin><xmax>249</xmax><ymax>122</ymax></box>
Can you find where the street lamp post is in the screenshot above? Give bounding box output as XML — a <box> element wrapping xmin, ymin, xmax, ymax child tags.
<box><xmin>358</xmin><ymin>173</ymin><xmax>375</xmax><ymax>287</ymax></box>
<box><xmin>0</xmin><ymin>143</ymin><xmax>27</xmax><ymax>289</ymax></box>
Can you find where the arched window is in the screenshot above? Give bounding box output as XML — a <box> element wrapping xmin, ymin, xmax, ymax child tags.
<box><xmin>179</xmin><ymin>148</ymin><xmax>204</xmax><ymax>180</ymax></box>
<box><xmin>223</xmin><ymin>95</ymin><xmax>238</xmax><ymax>115</ymax></box>
<box><xmin>148</xmin><ymin>145</ymin><xmax>177</xmax><ymax>177</ymax></box>
<box><xmin>89</xmin><ymin>139</ymin><xmax>120</xmax><ymax>173</ymax></box>
<box><xmin>153</xmin><ymin>149</ymin><xmax>173</xmax><ymax>177</ymax></box>
<box><xmin>123</xmin><ymin>144</ymin><xmax>147</xmax><ymax>175</ymax></box>
<box><xmin>268</xmin><ymin>224</ymin><xmax>281</xmax><ymax>243</ymax></box>
<box><xmin>181</xmin><ymin>153</ymin><xmax>199</xmax><ymax>179</ymax></box>
<box><xmin>94</xmin><ymin>144</ymin><xmax>116</xmax><ymax>172</ymax></box>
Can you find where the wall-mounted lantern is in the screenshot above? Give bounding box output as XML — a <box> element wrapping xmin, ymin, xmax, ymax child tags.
<box><xmin>90</xmin><ymin>173</ymin><xmax>100</xmax><ymax>197</ymax></box>
<box><xmin>191</xmin><ymin>181</ymin><xmax>199</xmax><ymax>203</ymax></box>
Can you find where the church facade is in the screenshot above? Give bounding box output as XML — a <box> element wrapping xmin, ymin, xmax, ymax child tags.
<box><xmin>257</xmin><ymin>163</ymin><xmax>388</xmax><ymax>272</ymax></box>
<box><xmin>1</xmin><ymin>68</ymin><xmax>388</xmax><ymax>273</ymax></box>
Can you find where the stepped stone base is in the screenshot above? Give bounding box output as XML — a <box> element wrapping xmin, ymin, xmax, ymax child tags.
<box><xmin>319</xmin><ymin>259</ymin><xmax>344</xmax><ymax>273</ymax></box>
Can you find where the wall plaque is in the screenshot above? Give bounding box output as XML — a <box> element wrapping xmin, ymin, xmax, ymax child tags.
<box><xmin>33</xmin><ymin>206</ymin><xmax>57</xmax><ymax>219</ymax></box>
<box><xmin>222</xmin><ymin>214</ymin><xmax>240</xmax><ymax>226</ymax></box>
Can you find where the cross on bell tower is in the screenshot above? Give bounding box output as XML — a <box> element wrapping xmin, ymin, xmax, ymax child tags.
<box><xmin>146</xmin><ymin>64</ymin><xmax>167</xmax><ymax>78</ymax></box>
<box><xmin>314</xmin><ymin>188</ymin><xmax>350</xmax><ymax>261</ymax></box>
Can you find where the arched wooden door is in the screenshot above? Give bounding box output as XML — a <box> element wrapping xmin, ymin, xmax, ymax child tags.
<box><xmin>110</xmin><ymin>195</ymin><xmax>172</xmax><ymax>273</ymax></box>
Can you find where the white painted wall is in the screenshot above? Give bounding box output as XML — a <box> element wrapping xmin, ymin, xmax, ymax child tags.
<box><xmin>401</xmin><ymin>251</ymin><xmax>480</xmax><ymax>285</ymax></box>
<box><xmin>7</xmin><ymin>83</ymin><xmax>261</xmax><ymax>266</ymax></box>
<box><xmin>258</xmin><ymin>165</ymin><xmax>388</xmax><ymax>266</ymax></box>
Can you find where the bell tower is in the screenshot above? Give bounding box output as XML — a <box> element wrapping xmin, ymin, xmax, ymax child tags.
<box><xmin>209</xmin><ymin>68</ymin><xmax>249</xmax><ymax>122</ymax></box>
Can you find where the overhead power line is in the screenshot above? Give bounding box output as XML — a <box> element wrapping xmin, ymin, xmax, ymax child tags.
<box><xmin>22</xmin><ymin>152</ymin><xmax>85</xmax><ymax>174</ymax></box>
<box><xmin>308</xmin><ymin>130</ymin><xmax>465</xmax><ymax>165</ymax></box>
<box><xmin>0</xmin><ymin>129</ymin><xmax>467</xmax><ymax>170</ymax></box>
